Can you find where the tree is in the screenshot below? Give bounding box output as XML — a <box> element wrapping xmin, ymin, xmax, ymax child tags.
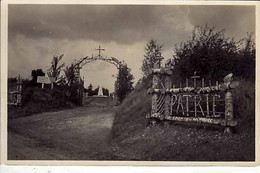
<box><xmin>92</xmin><ymin>86</ymin><xmax>99</xmax><ymax>95</ymax></box>
<box><xmin>173</xmin><ymin>25</ymin><xmax>239</xmax><ymax>81</ymax></box>
<box><xmin>87</xmin><ymin>84</ymin><xmax>93</xmax><ymax>96</ymax></box>
<box><xmin>63</xmin><ymin>63</ymin><xmax>78</xmax><ymax>86</ymax></box>
<box><xmin>31</xmin><ymin>69</ymin><xmax>45</xmax><ymax>87</ymax></box>
<box><xmin>47</xmin><ymin>54</ymin><xmax>65</xmax><ymax>81</ymax></box>
<box><xmin>115</xmin><ymin>64</ymin><xmax>134</xmax><ymax>103</ymax></box>
<box><xmin>235</xmin><ymin>33</ymin><xmax>255</xmax><ymax>80</ymax></box>
<box><xmin>102</xmin><ymin>87</ymin><xmax>109</xmax><ymax>96</ymax></box>
<box><xmin>63</xmin><ymin>63</ymin><xmax>83</xmax><ymax>105</ymax></box>
<box><xmin>141</xmin><ymin>39</ymin><xmax>163</xmax><ymax>78</ymax></box>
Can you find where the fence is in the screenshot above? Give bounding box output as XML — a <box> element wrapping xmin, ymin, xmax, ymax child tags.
<box><xmin>8</xmin><ymin>76</ymin><xmax>22</xmax><ymax>106</ymax></box>
<box><xmin>147</xmin><ymin>57</ymin><xmax>239</xmax><ymax>134</ymax></box>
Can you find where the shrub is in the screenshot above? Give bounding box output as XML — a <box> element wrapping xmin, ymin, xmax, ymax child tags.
<box><xmin>8</xmin><ymin>86</ymin><xmax>74</xmax><ymax>118</ymax></box>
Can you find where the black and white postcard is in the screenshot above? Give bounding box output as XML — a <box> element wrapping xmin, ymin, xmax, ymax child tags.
<box><xmin>1</xmin><ymin>0</ymin><xmax>259</xmax><ymax>167</ymax></box>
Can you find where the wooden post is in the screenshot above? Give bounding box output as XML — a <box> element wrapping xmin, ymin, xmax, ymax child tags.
<box><xmin>223</xmin><ymin>73</ymin><xmax>238</xmax><ymax>134</ymax></box>
<box><xmin>212</xmin><ymin>94</ymin><xmax>216</xmax><ymax>117</ymax></box>
<box><xmin>151</xmin><ymin>69</ymin><xmax>160</xmax><ymax>114</ymax></box>
<box><xmin>224</xmin><ymin>91</ymin><xmax>234</xmax><ymax>134</ymax></box>
<box><xmin>16</xmin><ymin>75</ymin><xmax>22</xmax><ymax>106</ymax></box>
<box><xmin>191</xmin><ymin>71</ymin><xmax>200</xmax><ymax>88</ymax></box>
<box><xmin>164</xmin><ymin>73</ymin><xmax>172</xmax><ymax>120</ymax></box>
<box><xmin>206</xmin><ymin>94</ymin><xmax>210</xmax><ymax>117</ymax></box>
<box><xmin>151</xmin><ymin>54</ymin><xmax>163</xmax><ymax>123</ymax></box>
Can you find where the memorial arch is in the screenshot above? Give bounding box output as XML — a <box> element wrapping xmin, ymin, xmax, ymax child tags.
<box><xmin>74</xmin><ymin>46</ymin><xmax>125</xmax><ymax>100</ymax></box>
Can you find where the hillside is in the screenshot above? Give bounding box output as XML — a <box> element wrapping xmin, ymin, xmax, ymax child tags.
<box><xmin>110</xmin><ymin>76</ymin><xmax>255</xmax><ymax>161</ymax></box>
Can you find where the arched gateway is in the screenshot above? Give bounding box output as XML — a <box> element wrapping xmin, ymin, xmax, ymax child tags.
<box><xmin>74</xmin><ymin>46</ymin><xmax>124</xmax><ymax>102</ymax></box>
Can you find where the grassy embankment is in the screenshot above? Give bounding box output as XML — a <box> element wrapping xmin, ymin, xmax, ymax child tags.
<box><xmin>110</xmin><ymin>76</ymin><xmax>255</xmax><ymax>161</ymax></box>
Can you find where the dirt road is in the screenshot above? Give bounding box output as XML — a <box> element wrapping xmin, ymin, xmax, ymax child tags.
<box><xmin>8</xmin><ymin>101</ymin><xmax>116</xmax><ymax>160</ymax></box>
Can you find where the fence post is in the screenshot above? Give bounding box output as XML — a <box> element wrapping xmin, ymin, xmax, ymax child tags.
<box><xmin>223</xmin><ymin>73</ymin><xmax>239</xmax><ymax>134</ymax></box>
<box><xmin>16</xmin><ymin>75</ymin><xmax>22</xmax><ymax>106</ymax></box>
<box><xmin>164</xmin><ymin>71</ymin><xmax>172</xmax><ymax>122</ymax></box>
<box><xmin>224</xmin><ymin>90</ymin><xmax>234</xmax><ymax>134</ymax></box>
<box><xmin>150</xmin><ymin>54</ymin><xmax>163</xmax><ymax>124</ymax></box>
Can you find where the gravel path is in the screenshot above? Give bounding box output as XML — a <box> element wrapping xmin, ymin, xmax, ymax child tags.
<box><xmin>8</xmin><ymin>105</ymin><xmax>115</xmax><ymax>160</ymax></box>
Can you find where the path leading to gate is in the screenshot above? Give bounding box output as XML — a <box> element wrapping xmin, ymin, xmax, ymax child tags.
<box><xmin>8</xmin><ymin>98</ymin><xmax>116</xmax><ymax>160</ymax></box>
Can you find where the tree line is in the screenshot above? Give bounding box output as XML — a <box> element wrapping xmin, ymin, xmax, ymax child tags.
<box><xmin>9</xmin><ymin>53</ymin><xmax>135</xmax><ymax>106</ymax></box>
<box><xmin>141</xmin><ymin>25</ymin><xmax>255</xmax><ymax>83</ymax></box>
<box><xmin>84</xmin><ymin>84</ymin><xmax>110</xmax><ymax>96</ymax></box>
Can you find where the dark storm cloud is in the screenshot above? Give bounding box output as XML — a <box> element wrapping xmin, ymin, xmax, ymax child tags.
<box><xmin>9</xmin><ymin>5</ymin><xmax>192</xmax><ymax>45</ymax></box>
<box><xmin>9</xmin><ymin>5</ymin><xmax>255</xmax><ymax>46</ymax></box>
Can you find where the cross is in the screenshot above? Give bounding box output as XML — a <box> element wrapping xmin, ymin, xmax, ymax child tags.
<box><xmin>155</xmin><ymin>53</ymin><xmax>163</xmax><ymax>68</ymax></box>
<box><xmin>95</xmin><ymin>45</ymin><xmax>105</xmax><ymax>57</ymax></box>
<box><xmin>191</xmin><ymin>71</ymin><xmax>200</xmax><ymax>88</ymax></box>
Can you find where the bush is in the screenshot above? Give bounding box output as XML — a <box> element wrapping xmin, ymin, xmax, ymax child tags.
<box><xmin>9</xmin><ymin>86</ymin><xmax>74</xmax><ymax>118</ymax></box>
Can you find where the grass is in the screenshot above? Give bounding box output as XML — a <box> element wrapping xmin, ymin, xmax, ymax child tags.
<box><xmin>110</xmin><ymin>76</ymin><xmax>255</xmax><ymax>161</ymax></box>
<box><xmin>111</xmin><ymin>76</ymin><xmax>152</xmax><ymax>141</ymax></box>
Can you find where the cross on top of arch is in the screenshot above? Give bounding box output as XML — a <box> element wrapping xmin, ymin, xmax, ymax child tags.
<box><xmin>75</xmin><ymin>45</ymin><xmax>124</xmax><ymax>69</ymax></box>
<box><xmin>95</xmin><ymin>45</ymin><xmax>105</xmax><ymax>58</ymax></box>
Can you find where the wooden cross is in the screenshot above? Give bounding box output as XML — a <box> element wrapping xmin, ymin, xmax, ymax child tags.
<box><xmin>155</xmin><ymin>53</ymin><xmax>163</xmax><ymax>68</ymax></box>
<box><xmin>95</xmin><ymin>45</ymin><xmax>105</xmax><ymax>57</ymax></box>
<box><xmin>191</xmin><ymin>71</ymin><xmax>200</xmax><ymax>88</ymax></box>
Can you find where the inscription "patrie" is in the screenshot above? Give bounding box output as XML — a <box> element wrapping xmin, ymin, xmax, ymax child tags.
<box><xmin>170</xmin><ymin>94</ymin><xmax>222</xmax><ymax>117</ymax></box>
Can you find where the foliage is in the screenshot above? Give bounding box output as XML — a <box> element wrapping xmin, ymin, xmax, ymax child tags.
<box><xmin>115</xmin><ymin>64</ymin><xmax>134</xmax><ymax>103</ymax></box>
<box><xmin>85</xmin><ymin>84</ymin><xmax>93</xmax><ymax>96</ymax></box>
<box><xmin>62</xmin><ymin>63</ymin><xmax>84</xmax><ymax>105</ymax></box>
<box><xmin>173</xmin><ymin>25</ymin><xmax>255</xmax><ymax>82</ymax></box>
<box><xmin>141</xmin><ymin>39</ymin><xmax>163</xmax><ymax>78</ymax></box>
<box><xmin>47</xmin><ymin>54</ymin><xmax>65</xmax><ymax>81</ymax></box>
<box><xmin>8</xmin><ymin>77</ymin><xmax>18</xmax><ymax>90</ymax></box>
<box><xmin>86</xmin><ymin>85</ymin><xmax>109</xmax><ymax>96</ymax></box>
<box><xmin>102</xmin><ymin>87</ymin><xmax>109</xmax><ymax>96</ymax></box>
<box><xmin>30</xmin><ymin>69</ymin><xmax>45</xmax><ymax>87</ymax></box>
<box><xmin>8</xmin><ymin>77</ymin><xmax>17</xmax><ymax>83</ymax></box>
<box><xmin>233</xmin><ymin>33</ymin><xmax>255</xmax><ymax>81</ymax></box>
<box><xmin>8</xmin><ymin>87</ymin><xmax>74</xmax><ymax>118</ymax></box>
<box><xmin>92</xmin><ymin>87</ymin><xmax>99</xmax><ymax>96</ymax></box>
<box><xmin>63</xmin><ymin>63</ymin><xmax>78</xmax><ymax>86</ymax></box>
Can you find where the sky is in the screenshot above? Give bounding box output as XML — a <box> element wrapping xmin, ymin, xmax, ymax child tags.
<box><xmin>8</xmin><ymin>5</ymin><xmax>255</xmax><ymax>91</ymax></box>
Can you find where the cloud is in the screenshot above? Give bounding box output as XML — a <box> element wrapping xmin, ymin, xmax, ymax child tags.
<box><xmin>8</xmin><ymin>5</ymin><xmax>255</xmax><ymax>91</ymax></box>
<box><xmin>9</xmin><ymin>5</ymin><xmax>254</xmax><ymax>46</ymax></box>
<box><xmin>8</xmin><ymin>5</ymin><xmax>194</xmax><ymax>46</ymax></box>
<box><xmin>8</xmin><ymin>35</ymin><xmax>146</xmax><ymax>91</ymax></box>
